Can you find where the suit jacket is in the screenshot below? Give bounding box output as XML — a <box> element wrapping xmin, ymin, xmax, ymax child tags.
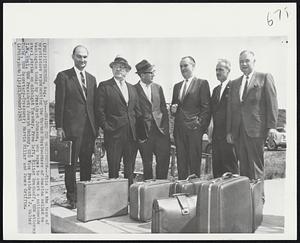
<box><xmin>227</xmin><ymin>71</ymin><xmax>278</xmax><ymax>139</ymax></box>
<box><xmin>95</xmin><ymin>77</ymin><xmax>141</xmax><ymax>141</ymax></box>
<box><xmin>54</xmin><ymin>67</ymin><xmax>97</xmax><ymax>138</ymax></box>
<box><xmin>211</xmin><ymin>81</ymin><xmax>231</xmax><ymax>140</ymax></box>
<box><xmin>134</xmin><ymin>82</ymin><xmax>169</xmax><ymax>140</ymax></box>
<box><xmin>171</xmin><ymin>77</ymin><xmax>211</xmax><ymax>132</ymax></box>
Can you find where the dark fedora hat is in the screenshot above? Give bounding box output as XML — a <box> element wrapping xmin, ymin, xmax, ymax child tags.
<box><xmin>135</xmin><ymin>59</ymin><xmax>155</xmax><ymax>74</ymax></box>
<box><xmin>109</xmin><ymin>56</ymin><xmax>131</xmax><ymax>70</ymax></box>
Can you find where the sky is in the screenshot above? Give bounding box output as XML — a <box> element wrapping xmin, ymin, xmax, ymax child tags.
<box><xmin>49</xmin><ymin>37</ymin><xmax>288</xmax><ymax>109</ymax></box>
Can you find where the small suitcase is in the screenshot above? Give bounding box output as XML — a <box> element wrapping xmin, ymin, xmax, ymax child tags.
<box><xmin>170</xmin><ymin>174</ymin><xmax>207</xmax><ymax>195</ymax></box>
<box><xmin>77</xmin><ymin>178</ymin><xmax>128</xmax><ymax>222</ymax></box>
<box><xmin>129</xmin><ymin>180</ymin><xmax>173</xmax><ymax>222</ymax></box>
<box><xmin>50</xmin><ymin>137</ymin><xmax>72</xmax><ymax>165</ymax></box>
<box><xmin>250</xmin><ymin>179</ymin><xmax>264</xmax><ymax>232</ymax></box>
<box><xmin>152</xmin><ymin>193</ymin><xmax>198</xmax><ymax>233</ymax></box>
<box><xmin>196</xmin><ymin>172</ymin><xmax>253</xmax><ymax>233</ymax></box>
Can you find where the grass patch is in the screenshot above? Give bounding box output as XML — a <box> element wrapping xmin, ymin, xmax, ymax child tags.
<box><xmin>264</xmin><ymin>150</ymin><xmax>286</xmax><ymax>180</ymax></box>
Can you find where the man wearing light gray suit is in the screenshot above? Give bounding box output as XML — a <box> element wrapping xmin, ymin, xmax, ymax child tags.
<box><xmin>227</xmin><ymin>50</ymin><xmax>278</xmax><ymax>182</ymax></box>
<box><xmin>134</xmin><ymin>60</ymin><xmax>170</xmax><ymax>179</ymax></box>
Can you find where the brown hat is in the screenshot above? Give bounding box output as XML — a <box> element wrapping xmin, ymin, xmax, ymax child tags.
<box><xmin>109</xmin><ymin>56</ymin><xmax>131</xmax><ymax>70</ymax></box>
<box><xmin>135</xmin><ymin>59</ymin><xmax>155</xmax><ymax>74</ymax></box>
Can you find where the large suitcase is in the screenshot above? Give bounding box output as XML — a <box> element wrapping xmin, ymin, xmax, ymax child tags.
<box><xmin>196</xmin><ymin>172</ymin><xmax>253</xmax><ymax>233</ymax></box>
<box><xmin>50</xmin><ymin>137</ymin><xmax>72</xmax><ymax>165</ymax></box>
<box><xmin>250</xmin><ymin>179</ymin><xmax>264</xmax><ymax>232</ymax></box>
<box><xmin>77</xmin><ymin>178</ymin><xmax>128</xmax><ymax>222</ymax></box>
<box><xmin>152</xmin><ymin>193</ymin><xmax>198</xmax><ymax>233</ymax></box>
<box><xmin>129</xmin><ymin>180</ymin><xmax>173</xmax><ymax>222</ymax></box>
<box><xmin>170</xmin><ymin>174</ymin><xmax>207</xmax><ymax>195</ymax></box>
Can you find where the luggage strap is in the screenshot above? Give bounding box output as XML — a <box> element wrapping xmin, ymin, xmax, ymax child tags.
<box><xmin>174</xmin><ymin>194</ymin><xmax>190</xmax><ymax>215</ymax></box>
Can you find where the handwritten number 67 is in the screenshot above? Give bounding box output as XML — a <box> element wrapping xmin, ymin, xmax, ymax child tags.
<box><xmin>267</xmin><ymin>7</ymin><xmax>289</xmax><ymax>26</ymax></box>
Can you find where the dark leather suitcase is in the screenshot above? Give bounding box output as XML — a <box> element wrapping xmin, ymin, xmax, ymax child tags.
<box><xmin>77</xmin><ymin>178</ymin><xmax>128</xmax><ymax>222</ymax></box>
<box><xmin>50</xmin><ymin>137</ymin><xmax>72</xmax><ymax>165</ymax></box>
<box><xmin>152</xmin><ymin>193</ymin><xmax>198</xmax><ymax>233</ymax></box>
<box><xmin>250</xmin><ymin>179</ymin><xmax>264</xmax><ymax>232</ymax></box>
<box><xmin>196</xmin><ymin>172</ymin><xmax>253</xmax><ymax>233</ymax></box>
<box><xmin>170</xmin><ymin>174</ymin><xmax>207</xmax><ymax>195</ymax></box>
<box><xmin>129</xmin><ymin>180</ymin><xmax>173</xmax><ymax>222</ymax></box>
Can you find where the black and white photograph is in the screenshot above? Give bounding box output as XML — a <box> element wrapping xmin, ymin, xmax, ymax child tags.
<box><xmin>3</xmin><ymin>3</ymin><xmax>297</xmax><ymax>240</ymax></box>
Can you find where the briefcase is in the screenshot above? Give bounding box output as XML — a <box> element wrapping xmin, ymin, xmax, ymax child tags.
<box><xmin>77</xmin><ymin>178</ymin><xmax>128</xmax><ymax>222</ymax></box>
<box><xmin>170</xmin><ymin>174</ymin><xmax>207</xmax><ymax>195</ymax></box>
<box><xmin>50</xmin><ymin>137</ymin><xmax>72</xmax><ymax>165</ymax></box>
<box><xmin>196</xmin><ymin>172</ymin><xmax>253</xmax><ymax>233</ymax></box>
<box><xmin>129</xmin><ymin>180</ymin><xmax>173</xmax><ymax>222</ymax></box>
<box><xmin>250</xmin><ymin>179</ymin><xmax>264</xmax><ymax>232</ymax></box>
<box><xmin>151</xmin><ymin>193</ymin><xmax>198</xmax><ymax>233</ymax></box>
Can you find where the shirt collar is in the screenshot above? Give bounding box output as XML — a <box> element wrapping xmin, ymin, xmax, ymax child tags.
<box><xmin>140</xmin><ymin>80</ymin><xmax>152</xmax><ymax>88</ymax></box>
<box><xmin>184</xmin><ymin>76</ymin><xmax>194</xmax><ymax>83</ymax></box>
<box><xmin>74</xmin><ymin>66</ymin><xmax>85</xmax><ymax>76</ymax></box>
<box><xmin>244</xmin><ymin>71</ymin><xmax>254</xmax><ymax>80</ymax></box>
<box><xmin>114</xmin><ymin>77</ymin><xmax>126</xmax><ymax>84</ymax></box>
<box><xmin>220</xmin><ymin>78</ymin><xmax>230</xmax><ymax>88</ymax></box>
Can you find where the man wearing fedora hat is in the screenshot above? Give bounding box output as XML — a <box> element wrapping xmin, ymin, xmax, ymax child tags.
<box><xmin>134</xmin><ymin>60</ymin><xmax>170</xmax><ymax>180</ymax></box>
<box><xmin>95</xmin><ymin>56</ymin><xmax>141</xmax><ymax>186</ymax></box>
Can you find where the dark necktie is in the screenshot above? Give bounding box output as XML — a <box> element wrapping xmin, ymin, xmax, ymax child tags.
<box><xmin>218</xmin><ymin>83</ymin><xmax>223</xmax><ymax>101</ymax></box>
<box><xmin>242</xmin><ymin>75</ymin><xmax>249</xmax><ymax>101</ymax></box>
<box><xmin>80</xmin><ymin>72</ymin><xmax>87</xmax><ymax>97</ymax></box>
<box><xmin>181</xmin><ymin>80</ymin><xmax>188</xmax><ymax>101</ymax></box>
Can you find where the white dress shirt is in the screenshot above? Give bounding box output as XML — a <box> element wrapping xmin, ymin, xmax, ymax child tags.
<box><xmin>140</xmin><ymin>81</ymin><xmax>152</xmax><ymax>102</ymax></box>
<box><xmin>239</xmin><ymin>71</ymin><xmax>254</xmax><ymax>101</ymax></box>
<box><xmin>219</xmin><ymin>78</ymin><xmax>230</xmax><ymax>100</ymax></box>
<box><xmin>114</xmin><ymin>77</ymin><xmax>129</xmax><ymax>104</ymax></box>
<box><xmin>179</xmin><ymin>76</ymin><xmax>194</xmax><ymax>100</ymax></box>
<box><xmin>74</xmin><ymin>66</ymin><xmax>87</xmax><ymax>99</ymax></box>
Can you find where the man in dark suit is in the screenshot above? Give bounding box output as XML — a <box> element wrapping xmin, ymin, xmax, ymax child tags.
<box><xmin>170</xmin><ymin>56</ymin><xmax>211</xmax><ymax>180</ymax></box>
<box><xmin>96</xmin><ymin>56</ymin><xmax>141</xmax><ymax>186</ymax></box>
<box><xmin>54</xmin><ymin>45</ymin><xmax>97</xmax><ymax>208</ymax></box>
<box><xmin>227</xmin><ymin>50</ymin><xmax>278</xmax><ymax>181</ymax></box>
<box><xmin>134</xmin><ymin>60</ymin><xmax>170</xmax><ymax>180</ymax></box>
<box><xmin>211</xmin><ymin>59</ymin><xmax>238</xmax><ymax>178</ymax></box>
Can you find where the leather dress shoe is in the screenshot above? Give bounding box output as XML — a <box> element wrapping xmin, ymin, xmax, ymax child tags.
<box><xmin>65</xmin><ymin>199</ymin><xmax>76</xmax><ymax>209</ymax></box>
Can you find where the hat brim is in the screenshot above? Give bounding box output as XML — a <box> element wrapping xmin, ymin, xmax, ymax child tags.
<box><xmin>109</xmin><ymin>62</ymin><xmax>131</xmax><ymax>70</ymax></box>
<box><xmin>136</xmin><ymin>65</ymin><xmax>155</xmax><ymax>74</ymax></box>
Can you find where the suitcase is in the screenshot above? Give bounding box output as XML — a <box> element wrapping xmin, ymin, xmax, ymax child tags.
<box><xmin>196</xmin><ymin>172</ymin><xmax>253</xmax><ymax>233</ymax></box>
<box><xmin>129</xmin><ymin>180</ymin><xmax>173</xmax><ymax>222</ymax></box>
<box><xmin>152</xmin><ymin>193</ymin><xmax>198</xmax><ymax>233</ymax></box>
<box><xmin>170</xmin><ymin>174</ymin><xmax>207</xmax><ymax>195</ymax></box>
<box><xmin>77</xmin><ymin>178</ymin><xmax>128</xmax><ymax>222</ymax></box>
<box><xmin>250</xmin><ymin>179</ymin><xmax>264</xmax><ymax>232</ymax></box>
<box><xmin>50</xmin><ymin>137</ymin><xmax>72</xmax><ymax>165</ymax></box>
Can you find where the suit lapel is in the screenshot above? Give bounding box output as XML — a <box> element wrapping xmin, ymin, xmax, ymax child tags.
<box><xmin>86</xmin><ymin>73</ymin><xmax>93</xmax><ymax>102</ymax></box>
<box><xmin>112</xmin><ymin>79</ymin><xmax>127</xmax><ymax>105</ymax></box>
<box><xmin>70</xmin><ymin>68</ymin><xmax>86</xmax><ymax>101</ymax></box>
<box><xmin>183</xmin><ymin>77</ymin><xmax>196</xmax><ymax>101</ymax></box>
<box><xmin>127</xmin><ymin>82</ymin><xmax>133</xmax><ymax>107</ymax></box>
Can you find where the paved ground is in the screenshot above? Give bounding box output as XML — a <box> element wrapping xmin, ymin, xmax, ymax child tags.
<box><xmin>51</xmin><ymin>178</ymin><xmax>284</xmax><ymax>234</ymax></box>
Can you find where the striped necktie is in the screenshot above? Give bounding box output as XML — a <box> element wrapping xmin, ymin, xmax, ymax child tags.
<box><xmin>80</xmin><ymin>72</ymin><xmax>87</xmax><ymax>97</ymax></box>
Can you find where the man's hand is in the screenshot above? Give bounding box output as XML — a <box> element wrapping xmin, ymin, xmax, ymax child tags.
<box><xmin>56</xmin><ymin>128</ymin><xmax>65</xmax><ymax>141</ymax></box>
<box><xmin>226</xmin><ymin>133</ymin><xmax>234</xmax><ymax>144</ymax></box>
<box><xmin>170</xmin><ymin>104</ymin><xmax>178</xmax><ymax>115</ymax></box>
<box><xmin>268</xmin><ymin>128</ymin><xmax>277</xmax><ymax>141</ymax></box>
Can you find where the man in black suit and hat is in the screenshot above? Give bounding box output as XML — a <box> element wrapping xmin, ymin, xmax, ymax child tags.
<box><xmin>134</xmin><ymin>60</ymin><xmax>170</xmax><ymax>180</ymax></box>
<box><xmin>95</xmin><ymin>56</ymin><xmax>141</xmax><ymax>185</ymax></box>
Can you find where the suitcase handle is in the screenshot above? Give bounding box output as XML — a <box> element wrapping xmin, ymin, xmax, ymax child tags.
<box><xmin>222</xmin><ymin>172</ymin><xmax>239</xmax><ymax>180</ymax></box>
<box><xmin>186</xmin><ymin>174</ymin><xmax>198</xmax><ymax>181</ymax></box>
<box><xmin>174</xmin><ymin>194</ymin><xmax>190</xmax><ymax>215</ymax></box>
